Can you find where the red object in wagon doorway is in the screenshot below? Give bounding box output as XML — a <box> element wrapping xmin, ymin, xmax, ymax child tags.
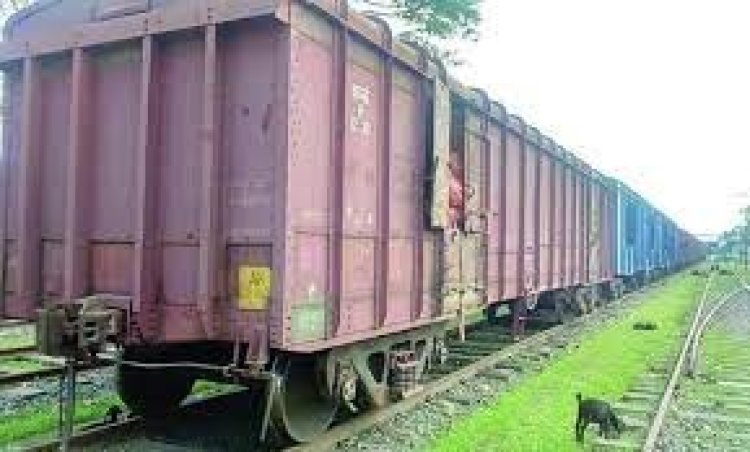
<box><xmin>448</xmin><ymin>153</ymin><xmax>465</xmax><ymax>232</ymax></box>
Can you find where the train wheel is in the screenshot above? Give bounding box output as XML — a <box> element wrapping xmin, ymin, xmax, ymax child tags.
<box><xmin>573</xmin><ymin>289</ymin><xmax>588</xmax><ymax>316</ymax></box>
<box><xmin>587</xmin><ymin>287</ymin><xmax>599</xmax><ymax>311</ymax></box>
<box><xmin>269</xmin><ymin>356</ymin><xmax>339</xmax><ymax>444</ymax></box>
<box><xmin>116</xmin><ymin>349</ymin><xmax>196</xmax><ymax>418</ymax></box>
<box><xmin>553</xmin><ymin>293</ymin><xmax>572</xmax><ymax>324</ymax></box>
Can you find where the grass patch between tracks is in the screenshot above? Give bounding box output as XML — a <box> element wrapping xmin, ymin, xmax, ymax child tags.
<box><xmin>0</xmin><ymin>378</ymin><xmax>240</xmax><ymax>446</ymax></box>
<box><xmin>0</xmin><ymin>326</ymin><xmax>35</xmax><ymax>351</ymax></box>
<box><xmin>429</xmin><ymin>270</ymin><xmax>727</xmax><ymax>452</ymax></box>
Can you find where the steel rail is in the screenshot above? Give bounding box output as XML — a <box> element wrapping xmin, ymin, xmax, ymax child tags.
<box><xmin>0</xmin><ymin>344</ymin><xmax>36</xmax><ymax>358</ymax></box>
<box><xmin>641</xmin><ymin>271</ymin><xmax>747</xmax><ymax>452</ymax></box>
<box><xmin>687</xmin><ymin>287</ymin><xmax>744</xmax><ymax>376</ymax></box>
<box><xmin>8</xmin><ymin>277</ymin><xmax>662</xmax><ymax>452</ymax></box>
<box><xmin>0</xmin><ymin>319</ymin><xmax>33</xmax><ymax>328</ymax></box>
<box><xmin>22</xmin><ymin>390</ymin><xmax>250</xmax><ymax>452</ymax></box>
<box><xmin>290</xmin><ymin>324</ymin><xmax>563</xmax><ymax>452</ymax></box>
<box><xmin>0</xmin><ymin>360</ymin><xmax>111</xmax><ymax>387</ymax></box>
<box><xmin>291</xmin><ymin>286</ymin><xmax>656</xmax><ymax>452</ymax></box>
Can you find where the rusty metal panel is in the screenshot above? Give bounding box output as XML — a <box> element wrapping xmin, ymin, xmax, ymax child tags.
<box><xmin>221</xmin><ymin>23</ymin><xmax>278</xmax><ymax>243</ymax></box>
<box><xmin>340</xmin><ymin>238</ymin><xmax>376</xmax><ymax>334</ymax></box>
<box><xmin>217</xmin><ymin>22</ymin><xmax>284</xmax><ymax>349</ymax></box>
<box><xmin>285</xmin><ymin>24</ymin><xmax>333</xmax><ymax>345</ymax></box>
<box><xmin>39</xmin><ymin>57</ymin><xmax>71</xmax><ymax>241</ymax></box>
<box><xmin>602</xmin><ymin>183</ymin><xmax>615</xmax><ymax>279</ymax></box>
<box><xmin>336</xmin><ymin>37</ymin><xmax>381</xmax><ymax>335</ymax></box>
<box><xmin>38</xmin><ymin>57</ymin><xmax>71</xmax><ymax>302</ymax></box>
<box><xmin>588</xmin><ymin>181</ymin><xmax>603</xmax><ymax>282</ymax></box>
<box><xmin>564</xmin><ymin>164</ymin><xmax>575</xmax><ymax>286</ymax></box>
<box><xmin>577</xmin><ymin>171</ymin><xmax>586</xmax><ymax>284</ymax></box>
<box><xmin>502</xmin><ymin>132</ymin><xmax>522</xmax><ymax>299</ymax></box>
<box><xmin>90</xmin><ymin>244</ymin><xmax>133</xmax><ymax>295</ymax></box>
<box><xmin>1</xmin><ymin>66</ymin><xmax>22</xmax><ymax>316</ymax></box>
<box><xmin>287</xmin><ymin>234</ymin><xmax>329</xmax><ymax>343</ymax></box>
<box><xmin>442</xmin><ymin>236</ymin><xmax>462</xmax><ymax>313</ymax></box>
<box><xmin>464</xmin><ymin>112</ymin><xmax>484</xmax><ymax>233</ymax></box>
<box><xmin>0</xmin><ymin>18</ymin><xmax>290</xmax><ymax>347</ymax></box>
<box><xmin>40</xmin><ymin>241</ymin><xmax>63</xmax><ymax>298</ymax></box>
<box><xmin>552</xmin><ymin>157</ymin><xmax>565</xmax><ymax>288</ymax></box>
<box><xmin>461</xmin><ymin>233</ymin><xmax>484</xmax><ymax>307</ymax></box>
<box><xmin>386</xmin><ymin>239</ymin><xmax>414</xmax><ymax>324</ymax></box>
<box><xmin>90</xmin><ymin>43</ymin><xmax>140</xmax><ymax>241</ymax></box>
<box><xmin>487</xmin><ymin>125</ymin><xmax>503</xmax><ymax>302</ymax></box>
<box><xmin>522</xmin><ymin>141</ymin><xmax>537</xmax><ymax>294</ymax></box>
<box><xmin>132</xmin><ymin>36</ymin><xmax>159</xmax><ymax>336</ymax></box>
<box><xmin>157</xmin><ymin>31</ymin><xmax>204</xmax><ymax>310</ymax></box>
<box><xmin>421</xmin><ymin>232</ymin><xmax>440</xmax><ymax>319</ymax></box>
<box><xmin>14</xmin><ymin>57</ymin><xmax>42</xmax><ymax>318</ymax></box>
<box><xmin>63</xmin><ymin>49</ymin><xmax>91</xmax><ymax>303</ymax></box>
<box><xmin>462</xmin><ymin>108</ymin><xmax>487</xmax><ymax>308</ymax></box>
<box><xmin>538</xmin><ymin>150</ymin><xmax>553</xmax><ymax>291</ymax></box>
<box><xmin>385</xmin><ymin>66</ymin><xmax>423</xmax><ymax>326</ymax></box>
<box><xmin>1</xmin><ymin>0</ymin><xmax>283</xmax><ymax>63</ymax></box>
<box><xmin>429</xmin><ymin>79</ymin><xmax>451</xmax><ymax>229</ymax></box>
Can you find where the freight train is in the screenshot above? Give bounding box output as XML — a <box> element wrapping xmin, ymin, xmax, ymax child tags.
<box><xmin>0</xmin><ymin>0</ymin><xmax>703</xmax><ymax>444</ymax></box>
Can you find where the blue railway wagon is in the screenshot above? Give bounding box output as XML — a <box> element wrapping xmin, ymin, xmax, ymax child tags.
<box><xmin>653</xmin><ymin>213</ymin><xmax>664</xmax><ymax>270</ymax></box>
<box><xmin>614</xmin><ymin>181</ymin><xmax>667</xmax><ymax>286</ymax></box>
<box><xmin>615</xmin><ymin>182</ymin><xmax>641</xmax><ymax>278</ymax></box>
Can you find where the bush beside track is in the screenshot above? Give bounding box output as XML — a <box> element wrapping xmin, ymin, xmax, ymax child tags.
<box><xmin>429</xmin><ymin>268</ymin><xmax>733</xmax><ymax>452</ymax></box>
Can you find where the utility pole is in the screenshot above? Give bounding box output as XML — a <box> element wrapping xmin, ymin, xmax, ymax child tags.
<box><xmin>741</xmin><ymin>207</ymin><xmax>750</xmax><ymax>269</ymax></box>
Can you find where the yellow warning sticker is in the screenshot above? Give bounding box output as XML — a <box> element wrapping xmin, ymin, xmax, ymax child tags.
<box><xmin>238</xmin><ymin>266</ymin><xmax>271</xmax><ymax>311</ymax></box>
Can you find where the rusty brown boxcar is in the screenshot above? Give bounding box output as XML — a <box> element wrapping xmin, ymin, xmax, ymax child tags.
<box><xmin>0</xmin><ymin>0</ymin><xmax>674</xmax><ymax>444</ymax></box>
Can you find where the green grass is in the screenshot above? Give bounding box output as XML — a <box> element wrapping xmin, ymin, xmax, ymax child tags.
<box><xmin>429</xmin><ymin>271</ymin><xmax>722</xmax><ymax>452</ymax></box>
<box><xmin>0</xmin><ymin>378</ymin><xmax>242</xmax><ymax>446</ymax></box>
<box><xmin>0</xmin><ymin>395</ymin><xmax>121</xmax><ymax>445</ymax></box>
<box><xmin>0</xmin><ymin>355</ymin><xmax>50</xmax><ymax>373</ymax></box>
<box><xmin>0</xmin><ymin>329</ymin><xmax>35</xmax><ymax>351</ymax></box>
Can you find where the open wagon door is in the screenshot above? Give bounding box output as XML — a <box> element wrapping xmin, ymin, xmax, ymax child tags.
<box><xmin>426</xmin><ymin>79</ymin><xmax>487</xmax><ymax>324</ymax></box>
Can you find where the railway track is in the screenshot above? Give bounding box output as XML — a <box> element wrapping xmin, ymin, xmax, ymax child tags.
<box><xmin>0</xmin><ymin>344</ymin><xmax>36</xmax><ymax>358</ymax></box>
<box><xmin>0</xmin><ymin>361</ymin><xmax>113</xmax><ymax>388</ymax></box>
<box><xmin>0</xmin><ymin>319</ymin><xmax>34</xmax><ymax>329</ymax></box>
<box><xmin>12</xmin><ymin>281</ymin><xmax>665</xmax><ymax>452</ymax></box>
<box><xmin>643</xmin><ymin>271</ymin><xmax>750</xmax><ymax>451</ymax></box>
<box><xmin>297</xmin><ymin>284</ymin><xmax>664</xmax><ymax>452</ymax></box>
<box><xmin>0</xmin><ymin>345</ymin><xmax>112</xmax><ymax>387</ymax></box>
<box><xmin>583</xmin><ymin>269</ymin><xmax>749</xmax><ymax>451</ymax></box>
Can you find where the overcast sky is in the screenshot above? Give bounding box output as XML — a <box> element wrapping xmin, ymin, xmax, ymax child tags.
<box><xmin>447</xmin><ymin>0</ymin><xmax>749</xmax><ymax>237</ymax></box>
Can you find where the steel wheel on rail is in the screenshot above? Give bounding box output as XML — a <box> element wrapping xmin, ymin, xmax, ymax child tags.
<box><xmin>269</xmin><ymin>355</ymin><xmax>339</xmax><ymax>444</ymax></box>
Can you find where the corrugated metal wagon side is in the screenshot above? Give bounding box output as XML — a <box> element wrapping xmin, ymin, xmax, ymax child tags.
<box><xmin>0</xmin><ymin>0</ymin><xmax>702</xmax><ymax>444</ymax></box>
<box><xmin>0</xmin><ymin>1</ymin><xmax>296</xmax><ymax>348</ymax></box>
<box><xmin>0</xmin><ymin>0</ymin><xmax>458</xmax><ymax>442</ymax></box>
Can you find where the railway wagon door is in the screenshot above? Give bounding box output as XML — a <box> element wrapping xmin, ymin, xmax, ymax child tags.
<box><xmin>461</xmin><ymin>100</ymin><xmax>488</xmax><ymax>312</ymax></box>
<box><xmin>427</xmin><ymin>81</ymin><xmax>485</xmax><ymax>318</ymax></box>
<box><xmin>588</xmin><ymin>179</ymin><xmax>602</xmax><ymax>282</ymax></box>
<box><xmin>522</xmin><ymin>130</ymin><xmax>539</xmax><ymax>295</ymax></box>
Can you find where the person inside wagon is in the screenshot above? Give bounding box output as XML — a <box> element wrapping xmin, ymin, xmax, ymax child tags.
<box><xmin>447</xmin><ymin>153</ymin><xmax>465</xmax><ymax>240</ymax></box>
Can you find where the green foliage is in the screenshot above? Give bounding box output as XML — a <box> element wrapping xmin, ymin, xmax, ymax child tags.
<box><xmin>1</xmin><ymin>0</ymin><xmax>29</xmax><ymax>15</ymax></box>
<box><xmin>389</xmin><ymin>0</ymin><xmax>481</xmax><ymax>40</ymax></box>
<box><xmin>430</xmin><ymin>271</ymin><xmax>723</xmax><ymax>451</ymax></box>
<box><xmin>357</xmin><ymin>0</ymin><xmax>483</xmax><ymax>65</ymax></box>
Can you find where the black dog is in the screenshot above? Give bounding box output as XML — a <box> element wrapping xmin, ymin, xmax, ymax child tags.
<box><xmin>575</xmin><ymin>393</ymin><xmax>623</xmax><ymax>442</ymax></box>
